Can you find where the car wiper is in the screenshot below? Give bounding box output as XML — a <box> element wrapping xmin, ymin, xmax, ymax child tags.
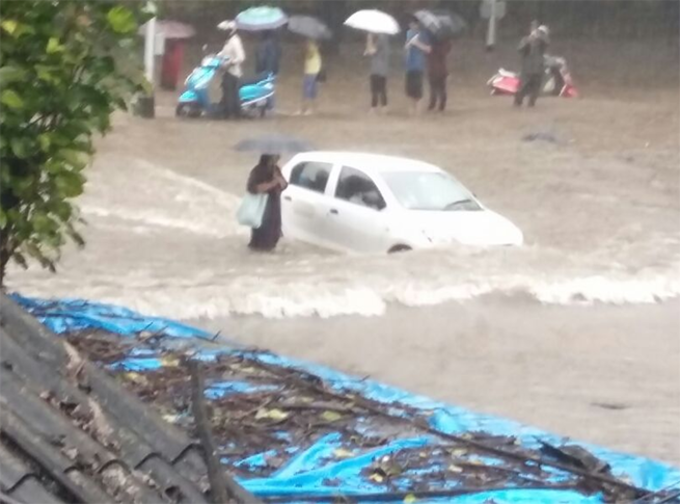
<box><xmin>443</xmin><ymin>199</ymin><xmax>474</xmax><ymax>210</ymax></box>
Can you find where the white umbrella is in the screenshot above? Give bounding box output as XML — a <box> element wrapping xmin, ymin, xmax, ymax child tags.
<box><xmin>344</xmin><ymin>9</ymin><xmax>400</xmax><ymax>35</ymax></box>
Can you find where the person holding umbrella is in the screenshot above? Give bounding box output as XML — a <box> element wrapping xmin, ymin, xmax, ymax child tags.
<box><xmin>427</xmin><ymin>36</ymin><xmax>452</xmax><ymax>112</ymax></box>
<box><xmin>236</xmin><ymin>135</ymin><xmax>311</xmax><ymax>251</ymax></box>
<box><xmin>245</xmin><ymin>154</ymin><xmax>288</xmax><ymax>251</ymax></box>
<box><xmin>364</xmin><ymin>33</ymin><xmax>390</xmax><ymax>114</ymax></box>
<box><xmin>287</xmin><ymin>16</ymin><xmax>332</xmax><ymax>116</ymax></box>
<box><xmin>412</xmin><ymin>10</ymin><xmax>465</xmax><ymax>113</ymax></box>
<box><xmin>344</xmin><ymin>10</ymin><xmax>400</xmax><ymax>113</ymax></box>
<box><xmin>404</xmin><ymin>18</ymin><xmax>431</xmax><ymax>116</ymax></box>
<box><xmin>300</xmin><ymin>38</ymin><xmax>322</xmax><ymax>115</ymax></box>
<box><xmin>218</xmin><ymin>21</ymin><xmax>246</xmax><ymax>119</ymax></box>
<box><xmin>413</xmin><ymin>10</ymin><xmax>459</xmax><ymax>113</ymax></box>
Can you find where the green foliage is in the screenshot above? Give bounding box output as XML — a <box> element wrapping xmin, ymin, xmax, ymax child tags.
<box><xmin>0</xmin><ymin>1</ymin><xmax>150</xmax><ymax>285</ymax></box>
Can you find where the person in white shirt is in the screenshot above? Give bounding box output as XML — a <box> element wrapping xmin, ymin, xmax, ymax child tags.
<box><xmin>218</xmin><ymin>21</ymin><xmax>245</xmax><ymax>119</ymax></box>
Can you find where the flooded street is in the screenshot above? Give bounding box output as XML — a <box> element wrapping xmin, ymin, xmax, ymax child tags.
<box><xmin>7</xmin><ymin>40</ymin><xmax>680</xmax><ymax>463</ymax></box>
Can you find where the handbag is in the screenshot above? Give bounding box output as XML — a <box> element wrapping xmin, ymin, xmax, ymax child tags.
<box><xmin>316</xmin><ymin>67</ymin><xmax>327</xmax><ymax>83</ymax></box>
<box><xmin>236</xmin><ymin>192</ymin><xmax>269</xmax><ymax>229</ymax></box>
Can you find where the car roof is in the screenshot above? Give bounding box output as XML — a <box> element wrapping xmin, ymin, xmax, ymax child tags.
<box><xmin>290</xmin><ymin>151</ymin><xmax>444</xmax><ymax>175</ymax></box>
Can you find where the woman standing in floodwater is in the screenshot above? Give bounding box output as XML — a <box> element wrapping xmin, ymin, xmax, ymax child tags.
<box><xmin>246</xmin><ymin>154</ymin><xmax>288</xmax><ymax>251</ymax></box>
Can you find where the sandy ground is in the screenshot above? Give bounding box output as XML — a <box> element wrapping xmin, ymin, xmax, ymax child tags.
<box><xmin>8</xmin><ymin>38</ymin><xmax>680</xmax><ymax>465</ymax></box>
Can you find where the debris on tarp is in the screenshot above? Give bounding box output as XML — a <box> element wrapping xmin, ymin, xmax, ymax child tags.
<box><xmin>12</xmin><ymin>295</ymin><xmax>680</xmax><ymax>504</ymax></box>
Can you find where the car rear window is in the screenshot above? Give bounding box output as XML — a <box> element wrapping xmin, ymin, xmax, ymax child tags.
<box><xmin>289</xmin><ymin>162</ymin><xmax>333</xmax><ymax>194</ymax></box>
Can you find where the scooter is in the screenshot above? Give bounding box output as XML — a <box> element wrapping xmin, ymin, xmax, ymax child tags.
<box><xmin>176</xmin><ymin>53</ymin><xmax>275</xmax><ymax>118</ymax></box>
<box><xmin>487</xmin><ymin>55</ymin><xmax>578</xmax><ymax>98</ymax></box>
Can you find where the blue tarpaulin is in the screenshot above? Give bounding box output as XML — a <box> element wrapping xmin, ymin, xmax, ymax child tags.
<box><xmin>12</xmin><ymin>294</ymin><xmax>680</xmax><ymax>503</ymax></box>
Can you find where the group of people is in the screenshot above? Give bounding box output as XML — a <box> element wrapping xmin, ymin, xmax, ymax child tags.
<box><xmin>363</xmin><ymin>19</ymin><xmax>453</xmax><ymax>117</ymax></box>
<box><xmin>215</xmin><ymin>21</ymin><xmax>321</xmax><ymax>118</ymax></box>
<box><xmin>216</xmin><ymin>17</ymin><xmax>550</xmax><ymax>122</ymax></box>
<box><xmin>215</xmin><ymin>15</ymin><xmax>458</xmax><ymax>120</ymax></box>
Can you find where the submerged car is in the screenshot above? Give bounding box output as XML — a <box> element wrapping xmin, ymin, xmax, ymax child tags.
<box><xmin>280</xmin><ymin>152</ymin><xmax>523</xmax><ymax>253</ymax></box>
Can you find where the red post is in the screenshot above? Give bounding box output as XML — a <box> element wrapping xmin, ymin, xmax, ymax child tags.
<box><xmin>160</xmin><ymin>39</ymin><xmax>184</xmax><ymax>90</ymax></box>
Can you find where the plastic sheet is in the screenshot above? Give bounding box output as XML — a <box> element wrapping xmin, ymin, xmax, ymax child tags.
<box><xmin>12</xmin><ymin>294</ymin><xmax>680</xmax><ymax>503</ymax></box>
<box><xmin>11</xmin><ymin>293</ymin><xmax>212</xmax><ymax>339</ymax></box>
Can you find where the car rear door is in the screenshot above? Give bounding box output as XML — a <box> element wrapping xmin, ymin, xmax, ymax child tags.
<box><xmin>281</xmin><ymin>160</ymin><xmax>336</xmax><ymax>248</ymax></box>
<box><xmin>324</xmin><ymin>166</ymin><xmax>392</xmax><ymax>253</ymax></box>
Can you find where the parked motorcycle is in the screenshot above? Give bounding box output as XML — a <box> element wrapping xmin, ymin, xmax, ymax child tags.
<box><xmin>176</xmin><ymin>53</ymin><xmax>275</xmax><ymax>118</ymax></box>
<box><xmin>487</xmin><ymin>55</ymin><xmax>578</xmax><ymax>98</ymax></box>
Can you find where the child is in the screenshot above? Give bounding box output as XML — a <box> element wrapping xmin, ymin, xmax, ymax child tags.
<box><xmin>301</xmin><ymin>39</ymin><xmax>321</xmax><ymax>115</ymax></box>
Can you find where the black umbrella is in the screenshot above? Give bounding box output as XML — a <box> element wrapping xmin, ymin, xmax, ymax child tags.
<box><xmin>414</xmin><ymin>9</ymin><xmax>467</xmax><ymax>40</ymax></box>
<box><xmin>436</xmin><ymin>10</ymin><xmax>467</xmax><ymax>38</ymax></box>
<box><xmin>288</xmin><ymin>15</ymin><xmax>332</xmax><ymax>40</ymax></box>
<box><xmin>234</xmin><ymin>134</ymin><xmax>313</xmax><ymax>155</ymax></box>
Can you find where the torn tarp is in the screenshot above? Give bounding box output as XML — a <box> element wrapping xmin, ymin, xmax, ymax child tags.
<box><xmin>11</xmin><ymin>294</ymin><xmax>680</xmax><ymax>503</ymax></box>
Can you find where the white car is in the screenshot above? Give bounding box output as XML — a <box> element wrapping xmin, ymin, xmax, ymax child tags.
<box><xmin>280</xmin><ymin>152</ymin><xmax>523</xmax><ymax>253</ymax></box>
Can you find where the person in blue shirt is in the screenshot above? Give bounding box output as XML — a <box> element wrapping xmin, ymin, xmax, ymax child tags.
<box><xmin>404</xmin><ymin>18</ymin><xmax>431</xmax><ymax>116</ymax></box>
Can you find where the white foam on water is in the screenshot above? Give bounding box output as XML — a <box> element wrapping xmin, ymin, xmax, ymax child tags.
<box><xmin>9</xmin><ymin>156</ymin><xmax>680</xmax><ymax>319</ymax></box>
<box><xmin>530</xmin><ymin>275</ymin><xmax>680</xmax><ymax>305</ymax></box>
<box><xmin>79</xmin><ymin>157</ymin><xmax>246</xmax><ymax>237</ymax></box>
<box><xmin>14</xmin><ymin>253</ymin><xmax>680</xmax><ymax>320</ymax></box>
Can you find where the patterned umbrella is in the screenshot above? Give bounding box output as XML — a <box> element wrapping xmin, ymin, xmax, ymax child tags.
<box><xmin>235</xmin><ymin>6</ymin><xmax>288</xmax><ymax>32</ymax></box>
<box><xmin>288</xmin><ymin>15</ymin><xmax>332</xmax><ymax>40</ymax></box>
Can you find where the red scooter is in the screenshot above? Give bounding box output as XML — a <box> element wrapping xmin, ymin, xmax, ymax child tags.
<box><xmin>487</xmin><ymin>55</ymin><xmax>578</xmax><ymax>98</ymax></box>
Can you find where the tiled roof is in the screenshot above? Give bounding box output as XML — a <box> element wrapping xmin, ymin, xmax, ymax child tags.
<box><xmin>0</xmin><ymin>294</ymin><xmax>258</xmax><ymax>504</ymax></box>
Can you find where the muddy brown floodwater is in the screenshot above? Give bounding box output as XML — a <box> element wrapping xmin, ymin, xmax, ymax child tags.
<box><xmin>9</xmin><ymin>39</ymin><xmax>680</xmax><ymax>465</ymax></box>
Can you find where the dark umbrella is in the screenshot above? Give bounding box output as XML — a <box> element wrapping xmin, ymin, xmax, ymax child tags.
<box><xmin>414</xmin><ymin>9</ymin><xmax>467</xmax><ymax>40</ymax></box>
<box><xmin>234</xmin><ymin>134</ymin><xmax>313</xmax><ymax>155</ymax></box>
<box><xmin>436</xmin><ymin>10</ymin><xmax>467</xmax><ymax>38</ymax></box>
<box><xmin>288</xmin><ymin>15</ymin><xmax>332</xmax><ymax>40</ymax></box>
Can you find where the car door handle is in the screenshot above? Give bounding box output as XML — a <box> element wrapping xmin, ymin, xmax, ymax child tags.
<box><xmin>284</xmin><ymin>195</ymin><xmax>292</xmax><ymax>201</ymax></box>
<box><xmin>329</xmin><ymin>209</ymin><xmax>339</xmax><ymax>215</ymax></box>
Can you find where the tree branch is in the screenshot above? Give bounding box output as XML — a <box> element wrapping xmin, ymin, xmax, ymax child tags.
<box><xmin>187</xmin><ymin>358</ymin><xmax>263</xmax><ymax>504</ymax></box>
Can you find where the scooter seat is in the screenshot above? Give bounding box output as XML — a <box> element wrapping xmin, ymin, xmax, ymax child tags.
<box><xmin>240</xmin><ymin>72</ymin><xmax>272</xmax><ymax>86</ymax></box>
<box><xmin>498</xmin><ymin>69</ymin><xmax>517</xmax><ymax>78</ymax></box>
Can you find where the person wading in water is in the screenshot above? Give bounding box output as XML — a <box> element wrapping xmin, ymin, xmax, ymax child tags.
<box><xmin>246</xmin><ymin>155</ymin><xmax>288</xmax><ymax>251</ymax></box>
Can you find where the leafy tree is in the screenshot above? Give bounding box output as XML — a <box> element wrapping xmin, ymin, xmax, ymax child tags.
<box><xmin>0</xmin><ymin>1</ymin><xmax>150</xmax><ymax>286</ymax></box>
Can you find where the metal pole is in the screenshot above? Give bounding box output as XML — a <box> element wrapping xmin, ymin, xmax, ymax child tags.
<box><xmin>486</xmin><ymin>0</ymin><xmax>497</xmax><ymax>51</ymax></box>
<box><xmin>138</xmin><ymin>1</ymin><xmax>156</xmax><ymax>118</ymax></box>
<box><xmin>144</xmin><ymin>15</ymin><xmax>156</xmax><ymax>84</ymax></box>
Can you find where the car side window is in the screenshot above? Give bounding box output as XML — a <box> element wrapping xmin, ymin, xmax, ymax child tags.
<box><xmin>335</xmin><ymin>167</ymin><xmax>386</xmax><ymax>211</ymax></box>
<box><xmin>289</xmin><ymin>162</ymin><xmax>332</xmax><ymax>194</ymax></box>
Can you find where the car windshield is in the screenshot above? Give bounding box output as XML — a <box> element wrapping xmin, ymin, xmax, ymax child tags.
<box><xmin>382</xmin><ymin>171</ymin><xmax>482</xmax><ymax>211</ymax></box>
